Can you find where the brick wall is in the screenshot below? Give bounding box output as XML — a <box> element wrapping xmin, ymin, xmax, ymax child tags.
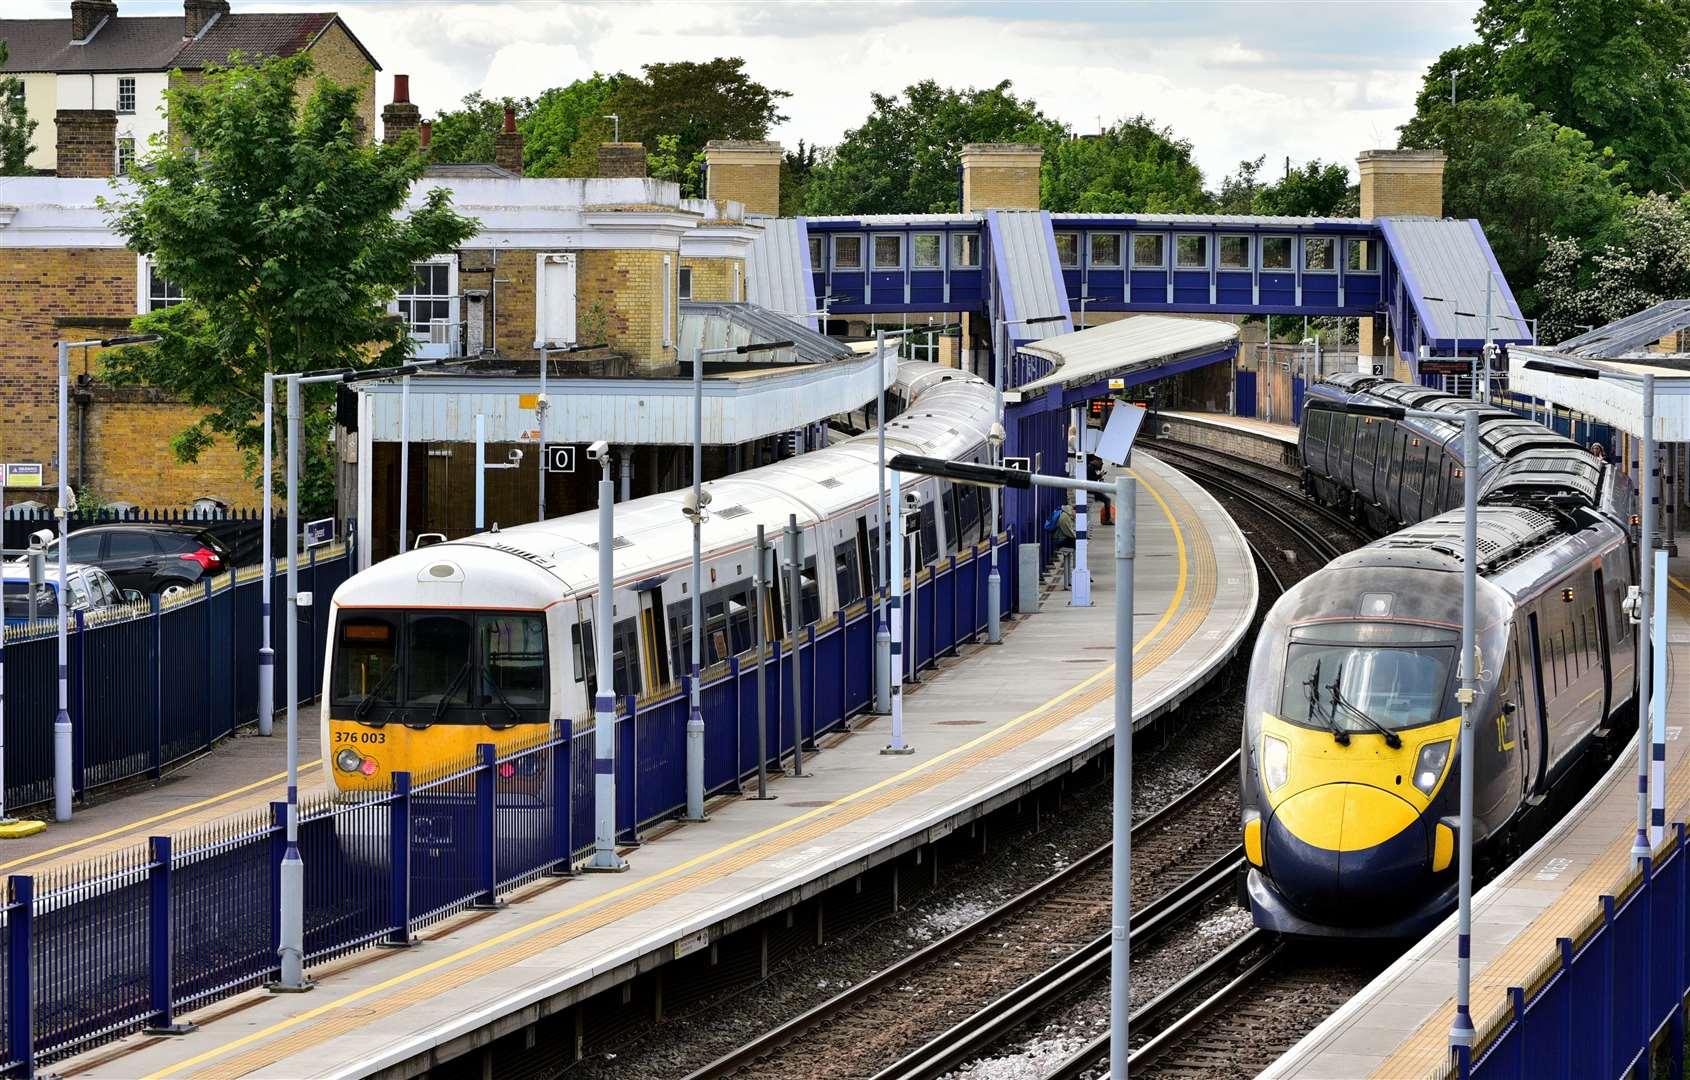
<box><xmin>1357</xmin><ymin>151</ymin><xmax>1445</xmax><ymax>367</ymax></box>
<box><xmin>55</xmin><ymin>110</ymin><xmax>116</xmax><ymax>178</ymax></box>
<box><xmin>960</xmin><ymin>144</ymin><xmax>1042</xmax><ymax>212</ymax></box>
<box><xmin>680</xmin><ymin>257</ymin><xmax>744</xmax><ymax>302</ymax></box>
<box><xmin>82</xmin><ymin>388</ymin><xmax>253</xmax><ymax>506</ymax></box>
<box><xmin>305</xmin><ymin>20</ymin><xmax>377</xmax><ymax>143</ymax></box>
<box><xmin>597</xmin><ymin>142</ymin><xmax>648</xmax><ymax>178</ymax></box>
<box><xmin>703</xmin><ymin>141</ymin><xmax>781</xmax><ymax>215</ymax></box>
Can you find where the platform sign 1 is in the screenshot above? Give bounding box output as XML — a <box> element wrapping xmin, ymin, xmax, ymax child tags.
<box><xmin>1002</xmin><ymin>456</ymin><xmax>1031</xmax><ymax>474</ymax></box>
<box><xmin>3</xmin><ymin>463</ymin><xmax>43</xmax><ymax>489</ymax></box>
<box><xmin>305</xmin><ymin>517</ymin><xmax>335</xmax><ymax>548</ymax></box>
<box><xmin>544</xmin><ymin>445</ymin><xmax>577</xmax><ymax>474</ymax></box>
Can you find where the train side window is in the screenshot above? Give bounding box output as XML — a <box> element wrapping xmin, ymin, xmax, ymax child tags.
<box><xmin>667</xmin><ymin>599</ymin><xmax>690</xmax><ymax>680</ymax></box>
<box><xmin>856</xmin><ymin>518</ymin><xmax>876</xmax><ymax>598</ymax></box>
<box><xmin>573</xmin><ymin>620</ymin><xmax>594</xmax><ymax>687</ymax></box>
<box><xmin>728</xmin><ymin>591</ymin><xmax>753</xmax><ymax>654</ymax></box>
<box><xmin>611</xmin><ymin>618</ymin><xmax>640</xmax><ymax>697</ymax></box>
<box><xmin>918</xmin><ymin>505</ymin><xmax>938</xmax><ymax>566</ymax></box>
<box><xmin>1402</xmin><ymin>441</ymin><xmax>1424</xmax><ymax>502</ymax></box>
<box><xmin>1305</xmin><ymin>408</ymin><xmax>1331</xmax><ymax>467</ymax></box>
<box><xmin>956</xmin><ymin>485</ymin><xmax>980</xmax><ymax>545</ymax></box>
<box><xmin>834</xmin><ymin>538</ymin><xmax>862</xmax><ymax>606</ymax></box>
<box><xmin>801</xmin><ymin>556</ymin><xmax>821</xmax><ymax>625</ymax></box>
<box><xmin>941</xmin><ymin>488</ymin><xmax>958</xmax><ymax>554</ymax></box>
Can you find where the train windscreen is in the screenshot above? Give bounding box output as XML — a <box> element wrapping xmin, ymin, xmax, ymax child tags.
<box><xmin>332</xmin><ymin>609</ymin><xmax>547</xmax><ymax>723</ymax></box>
<box><xmin>1278</xmin><ymin>623</ymin><xmax>1457</xmax><ymax>733</ymax></box>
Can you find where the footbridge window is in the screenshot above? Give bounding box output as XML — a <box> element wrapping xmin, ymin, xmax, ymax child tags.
<box><xmin>1346</xmin><ymin>239</ymin><xmax>1379</xmax><ymax>273</ymax></box>
<box><xmin>1219</xmin><ymin>235</ymin><xmax>1252</xmax><ymax>269</ymax></box>
<box><xmin>1089</xmin><ymin>233</ymin><xmax>1121</xmax><ymax>267</ymax></box>
<box><xmin>1304</xmin><ymin>237</ymin><xmax>1336</xmax><ymax>272</ymax></box>
<box><xmin>1055</xmin><ymin>232</ymin><xmax>1080</xmax><ymax>268</ymax></box>
<box><xmin>1176</xmin><ymin>234</ymin><xmax>1209</xmax><ymax>269</ymax></box>
<box><xmin>1261</xmin><ymin>236</ymin><xmax>1293</xmax><ymax>270</ymax></box>
<box><xmin>950</xmin><ymin>232</ymin><xmax>981</xmax><ymax>269</ymax></box>
<box><xmin>1132</xmin><ymin>234</ymin><xmax>1166</xmax><ymax>268</ymax></box>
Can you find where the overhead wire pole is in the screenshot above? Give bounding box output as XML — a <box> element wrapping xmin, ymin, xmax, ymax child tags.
<box><xmin>260</xmin><ymin>373</ymin><xmax>276</xmax><ymax>736</ymax></box>
<box><xmin>988</xmin><ymin>314</ymin><xmax>1066</xmax><ymax>644</ymax></box>
<box><xmin>687</xmin><ymin>339</ymin><xmax>794</xmax><ymax>818</ymax></box>
<box><xmin>585</xmin><ymin>444</ymin><xmax>625</xmax><ymax>871</ymax></box>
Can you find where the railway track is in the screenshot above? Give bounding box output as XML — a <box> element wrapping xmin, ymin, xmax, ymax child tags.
<box><xmin>683</xmin><ymin>750</ymin><xmax>1244</xmax><ymax>1080</ymax></box>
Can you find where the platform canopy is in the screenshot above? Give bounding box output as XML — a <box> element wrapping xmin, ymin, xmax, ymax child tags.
<box><xmin>1510</xmin><ymin>346</ymin><xmax>1690</xmax><ymax>441</ymax></box>
<box><xmin>1008</xmin><ymin>314</ymin><xmax>1239</xmax><ymax>403</ymax></box>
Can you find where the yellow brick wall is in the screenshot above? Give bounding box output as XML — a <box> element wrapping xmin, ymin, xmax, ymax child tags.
<box><xmin>962</xmin><ymin>165</ymin><xmax>1041</xmax><ymax>211</ymax></box>
<box><xmin>474</xmin><ymin>247</ymin><xmax>679</xmax><ymax>373</ymax></box>
<box><xmin>83</xmin><ymin>394</ymin><xmax>252</xmax><ymax>507</ymax></box>
<box><xmin>706</xmin><ymin>165</ymin><xmax>779</xmax><ymax>215</ymax></box>
<box><xmin>681</xmin><ymin>257</ymin><xmax>744</xmax><ymax>302</ymax></box>
<box><xmin>1357</xmin><ymin>152</ymin><xmax>1445</xmax><ymax>219</ymax></box>
<box><xmin>302</xmin><ymin>21</ymin><xmax>377</xmax><ymax>142</ymax></box>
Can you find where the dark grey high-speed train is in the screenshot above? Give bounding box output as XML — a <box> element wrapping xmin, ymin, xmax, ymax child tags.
<box><xmin>1239</xmin><ymin>373</ymin><xmax>1638</xmax><ymax>936</ymax></box>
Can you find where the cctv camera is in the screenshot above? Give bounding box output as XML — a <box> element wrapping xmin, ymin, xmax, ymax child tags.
<box><xmin>507</xmin><ymin>448</ymin><xmax>524</xmax><ymax>463</ymax></box>
<box><xmin>28</xmin><ymin>529</ymin><xmax>52</xmax><ymax>549</ymax></box>
<box><xmin>903</xmin><ymin>490</ymin><xmax>922</xmax><ymax>508</ymax></box>
<box><xmin>988</xmin><ymin>422</ymin><xmax>1006</xmax><ymax>448</ymax></box>
<box><xmin>586</xmin><ymin>440</ymin><xmax>609</xmax><ymax>461</ymax></box>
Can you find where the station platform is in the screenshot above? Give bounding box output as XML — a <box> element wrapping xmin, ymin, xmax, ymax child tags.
<box><xmin>1152</xmin><ymin>410</ymin><xmax>1299</xmax><ymax>471</ymax></box>
<box><xmin>57</xmin><ymin>452</ymin><xmax>1255</xmax><ymax>1080</ymax></box>
<box><xmin>1267</xmin><ymin>564</ymin><xmax>1690</xmax><ymax>1079</ymax></box>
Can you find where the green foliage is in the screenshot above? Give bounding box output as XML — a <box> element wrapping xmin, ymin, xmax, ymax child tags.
<box><xmin>1536</xmin><ymin>195</ymin><xmax>1690</xmax><ymax>342</ymax></box>
<box><xmin>102</xmin><ymin>54</ymin><xmax>478</xmax><ymax>515</ymax></box>
<box><xmin>1253</xmin><ymin>160</ymin><xmax>1356</xmax><ymax>217</ymax></box>
<box><xmin>609</xmin><ymin>57</ymin><xmax>789</xmax><ymax>174</ymax></box>
<box><xmin>1041</xmin><ymin>116</ymin><xmax>1208</xmax><ymax>213</ymax></box>
<box><xmin>1213</xmin><ymin>156</ymin><xmax>1266</xmax><ymax>215</ymax></box>
<box><xmin>779</xmin><ymin>140</ymin><xmax>822</xmax><ymax>217</ymax></box>
<box><xmin>0</xmin><ymin>41</ymin><xmax>38</xmax><ymax>175</ymax></box>
<box><xmin>646</xmin><ymin>133</ymin><xmax>704</xmax><ymax>195</ymax></box>
<box><xmin>523</xmin><ymin>74</ymin><xmax>623</xmax><ymax>177</ymax></box>
<box><xmin>1402</xmin><ymin>0</ymin><xmax>1690</xmax><ymax>193</ymax></box>
<box><xmin>425</xmin><ymin>91</ymin><xmax>528</xmax><ymax>167</ymax></box>
<box><xmin>802</xmin><ymin>79</ymin><xmax>1064</xmax><ymax>214</ymax></box>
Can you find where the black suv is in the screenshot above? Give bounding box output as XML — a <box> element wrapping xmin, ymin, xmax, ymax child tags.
<box><xmin>35</xmin><ymin>525</ymin><xmax>233</xmax><ymax>598</ymax></box>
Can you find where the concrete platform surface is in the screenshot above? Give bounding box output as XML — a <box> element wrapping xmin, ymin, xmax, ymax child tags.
<box><xmin>1157</xmin><ymin>409</ymin><xmax>1299</xmax><ymax>445</ymax></box>
<box><xmin>58</xmin><ymin>453</ymin><xmax>1255</xmax><ymax>1080</ymax></box>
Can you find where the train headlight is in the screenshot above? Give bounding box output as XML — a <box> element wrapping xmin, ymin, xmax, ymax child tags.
<box><xmin>335</xmin><ymin>748</ymin><xmax>364</xmax><ymax>773</ymax></box>
<box><xmin>1414</xmin><ymin>740</ymin><xmax>1451</xmax><ymax>795</ymax></box>
<box><xmin>1262</xmin><ymin>735</ymin><xmax>1289</xmax><ymax>792</ymax></box>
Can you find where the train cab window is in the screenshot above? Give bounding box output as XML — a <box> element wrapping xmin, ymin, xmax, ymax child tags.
<box><xmin>834</xmin><ymin>539</ymin><xmax>862</xmax><ymax>606</ymax></box>
<box><xmin>1278</xmin><ymin>623</ymin><xmax>1457</xmax><ymax>733</ymax></box>
<box><xmin>408</xmin><ymin>614</ymin><xmax>475</xmax><ymax>707</ymax></box>
<box><xmin>479</xmin><ymin>614</ymin><xmax>546</xmax><ymax>707</ymax></box>
<box><xmin>335</xmin><ymin>616</ymin><xmax>399</xmax><ymax>705</ymax></box>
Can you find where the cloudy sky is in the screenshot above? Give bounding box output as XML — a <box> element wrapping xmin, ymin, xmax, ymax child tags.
<box><xmin>12</xmin><ymin>0</ymin><xmax>1481</xmax><ymax>184</ymax></box>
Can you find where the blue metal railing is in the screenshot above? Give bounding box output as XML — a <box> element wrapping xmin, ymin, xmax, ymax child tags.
<box><xmin>0</xmin><ymin>535</ymin><xmax>1017</xmax><ymax>1074</ymax></box>
<box><xmin>2</xmin><ymin>548</ymin><xmax>350</xmax><ymax>812</ymax></box>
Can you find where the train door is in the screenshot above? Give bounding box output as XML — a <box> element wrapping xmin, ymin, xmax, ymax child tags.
<box><xmin>1525</xmin><ymin>611</ymin><xmax>1550</xmax><ymax>798</ymax></box>
<box><xmin>1593</xmin><ymin>567</ymin><xmax>1612</xmax><ymax>724</ymax></box>
<box><xmin>856</xmin><ymin>517</ymin><xmax>876</xmax><ymax>598</ymax></box>
<box><xmin>1509</xmin><ymin>634</ymin><xmax>1532</xmax><ymax>797</ymax></box>
<box><xmin>638</xmin><ymin>589</ymin><xmax>670</xmax><ymax>697</ymax></box>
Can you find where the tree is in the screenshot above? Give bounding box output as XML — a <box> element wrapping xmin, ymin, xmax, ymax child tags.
<box><xmin>1041</xmin><ymin>116</ymin><xmax>1208</xmax><ymax>213</ymax></box>
<box><xmin>1401</xmin><ymin>0</ymin><xmax>1690</xmax><ymax>193</ymax></box>
<box><xmin>524</xmin><ymin>74</ymin><xmax>624</xmax><ymax>177</ymax></box>
<box><xmin>802</xmin><ymin>79</ymin><xmax>1064</xmax><ymax>214</ymax></box>
<box><xmin>1253</xmin><ymin>159</ymin><xmax>1356</xmax><ymax>217</ymax></box>
<box><xmin>0</xmin><ymin>41</ymin><xmax>37</xmax><ymax>174</ymax></box>
<box><xmin>103</xmin><ymin>54</ymin><xmax>478</xmax><ymax>514</ymax></box>
<box><xmin>609</xmin><ymin>58</ymin><xmax>788</xmax><ymax>175</ymax></box>
<box><xmin>1537</xmin><ymin>195</ymin><xmax>1690</xmax><ymax>342</ymax></box>
<box><xmin>1403</xmin><ymin>95</ymin><xmax>1629</xmax><ymax>312</ymax></box>
<box><xmin>1213</xmin><ymin>156</ymin><xmax>1265</xmax><ymax>215</ymax></box>
<box><xmin>426</xmin><ymin>91</ymin><xmax>529</xmax><ymax>167</ymax></box>
<box><xmin>780</xmin><ymin>140</ymin><xmax>821</xmax><ymax>216</ymax></box>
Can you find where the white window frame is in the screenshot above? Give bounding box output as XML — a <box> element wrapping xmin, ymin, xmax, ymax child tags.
<box><xmin>1346</xmin><ymin>237</ymin><xmax>1380</xmax><ymax>273</ymax></box>
<box><xmin>1054</xmin><ymin>231</ymin><xmax>1081</xmax><ymax>269</ymax></box>
<box><xmin>1302</xmin><ymin>235</ymin><xmax>1338</xmax><ymax>273</ymax></box>
<box><xmin>532</xmin><ymin>252</ymin><xmax>577</xmax><ymax>349</ymax></box>
<box><xmin>663</xmin><ymin>254</ymin><xmax>673</xmax><ymax>348</ymax></box>
<box><xmin>393</xmin><ymin>256</ymin><xmax>458</xmax><ymax>358</ymax></box>
<box><xmin>116</xmin><ymin>76</ymin><xmax>136</xmax><ymax>115</ymax></box>
<box><xmin>1130</xmin><ymin>232</ymin><xmax>1166</xmax><ymax>269</ymax></box>
<box><xmin>1260</xmin><ymin>235</ymin><xmax>1294</xmax><ymax>271</ymax></box>
<box><xmin>1217</xmin><ymin>234</ymin><xmax>1252</xmax><ymax>270</ymax></box>
<box><xmin>678</xmin><ymin>264</ymin><xmax>694</xmax><ymax>301</ymax></box>
<box><xmin>950</xmin><ymin>232</ymin><xmax>981</xmax><ymax>269</ymax></box>
<box><xmin>912</xmin><ymin>232</ymin><xmax>943</xmax><ymax>269</ymax></box>
<box><xmin>135</xmin><ymin>255</ymin><xmax>185</xmax><ymax>314</ymax></box>
<box><xmin>1174</xmin><ymin>233</ymin><xmax>1209</xmax><ymax>270</ymax></box>
<box><xmin>832</xmin><ymin>234</ymin><xmax>864</xmax><ymax>270</ymax></box>
<box><xmin>871</xmin><ymin>233</ymin><xmax>903</xmax><ymax>270</ymax></box>
<box><xmin>116</xmin><ymin>136</ymin><xmax>135</xmax><ymax>176</ymax></box>
<box><xmin>1088</xmin><ymin>232</ymin><xmax>1122</xmax><ymax>268</ymax></box>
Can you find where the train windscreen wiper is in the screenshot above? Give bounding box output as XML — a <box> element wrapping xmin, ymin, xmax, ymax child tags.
<box><xmin>433</xmin><ymin>662</ymin><xmax>472</xmax><ymax>722</ymax></box>
<box><xmin>1326</xmin><ymin>672</ymin><xmax>1402</xmax><ymax>748</ymax></box>
<box><xmin>354</xmin><ymin>663</ymin><xmax>402</xmax><ymax>720</ymax></box>
<box><xmin>1305</xmin><ymin>661</ymin><xmax>1349</xmax><ymax>746</ymax></box>
<box><xmin>479</xmin><ymin>664</ymin><xmax>524</xmax><ymax>723</ymax></box>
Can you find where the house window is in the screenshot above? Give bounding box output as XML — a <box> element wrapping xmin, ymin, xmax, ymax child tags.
<box><xmin>833</xmin><ymin>235</ymin><xmax>863</xmax><ymax>270</ymax></box>
<box><xmin>116</xmin><ymin>77</ymin><xmax>136</xmax><ymax>115</ymax></box>
<box><xmin>1261</xmin><ymin>236</ymin><xmax>1293</xmax><ymax>269</ymax></box>
<box><xmin>808</xmin><ymin>235</ymin><xmax>822</xmax><ymax>269</ymax></box>
<box><xmin>1054</xmin><ymin>232</ymin><xmax>1080</xmax><ymax>268</ymax></box>
<box><xmin>1132</xmin><ymin>234</ymin><xmax>1166</xmax><ymax>268</ymax></box>
<box><xmin>1303</xmin><ymin>236</ymin><xmax>1336</xmax><ymax>272</ymax></box>
<box><xmin>146</xmin><ymin>263</ymin><xmax>184</xmax><ymax>312</ymax></box>
<box><xmin>117</xmin><ymin>137</ymin><xmax>135</xmax><ymax>175</ymax></box>
<box><xmin>679</xmin><ymin>265</ymin><xmax>693</xmax><ymax>300</ymax></box>
<box><xmin>913</xmin><ymin>233</ymin><xmax>942</xmax><ymax>269</ymax></box>
<box><xmin>1218</xmin><ymin>235</ymin><xmax>1251</xmax><ymax>269</ymax></box>
<box><xmin>397</xmin><ymin>262</ymin><xmax>452</xmax><ymax>338</ymax></box>
<box><xmin>1089</xmin><ymin>233</ymin><xmax>1121</xmax><ymax>267</ymax></box>
<box><xmin>1175</xmin><ymin>234</ymin><xmax>1209</xmax><ymax>269</ymax></box>
<box><xmin>1347</xmin><ymin>238</ymin><xmax>1379</xmax><ymax>272</ymax></box>
<box><xmin>872</xmin><ymin>234</ymin><xmax>903</xmax><ymax>269</ymax></box>
<box><xmin>950</xmin><ymin>232</ymin><xmax>980</xmax><ymax>269</ymax></box>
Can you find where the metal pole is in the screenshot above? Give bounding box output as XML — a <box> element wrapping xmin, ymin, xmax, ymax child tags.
<box><xmin>399</xmin><ymin>374</ymin><xmax>411</xmax><ymax>553</ymax></box>
<box><xmin>1480</xmin><ymin>277</ymin><xmax>1493</xmax><ymax>404</ymax></box>
<box><xmin>785</xmin><ymin>514</ymin><xmax>806</xmax><ymax>777</ymax></box>
<box><xmin>907</xmin><ymin>526</ymin><xmax>920</xmax><ymax>686</ymax></box>
<box><xmin>587</xmin><ymin>453</ymin><xmax>625</xmax><ymax>871</ymax></box>
<box><xmin>1110</xmin><ymin>472</ymin><xmax>1134</xmax><ymax>1080</ymax></box>
<box><xmin>277</xmin><ymin>374</ymin><xmax>306</xmax><ymax>989</ymax></box>
<box><xmin>1449</xmin><ymin>410</ymin><xmax>1479</xmax><ymax>1060</ymax></box>
<box><xmin>753</xmin><ymin>526</ymin><xmax>771</xmax><ymax>797</ymax></box>
<box><xmin>987</xmin><ymin>319</ymin><xmax>1003</xmax><ymax>644</ymax></box>
<box><xmin>1635</xmin><ymin>374</ymin><xmax>1656</xmax><ymax>864</ymax></box>
<box><xmin>259</xmin><ymin>375</ymin><xmax>274</xmax><ymax>736</ymax></box>
<box><xmin>53</xmin><ymin>341</ymin><xmax>71</xmax><ymax>823</ymax></box>
<box><xmin>537</xmin><ymin>349</ymin><xmax>548</xmax><ymax>523</ymax></box>
<box><xmin>619</xmin><ymin>452</ymin><xmax>632</xmax><ymax>504</ymax></box>
<box><xmin>1651</xmin><ymin>548</ymin><xmax>1668</xmax><ymax>847</ymax></box>
<box><xmin>474</xmin><ymin>413</ymin><xmax>486</xmax><ymax>532</ymax></box>
<box><xmin>1071</xmin><ymin>406</ymin><xmax>1091</xmax><ymax>606</ymax></box>
<box><xmin>685</xmin><ymin>346</ymin><xmax>706</xmax><ymax>820</ymax></box>
<box><xmin>887</xmin><ymin>476</ymin><xmax>907</xmax><ymax>754</ymax></box>
<box><xmin>875</xmin><ymin>329</ymin><xmax>892</xmax><ymax>713</ymax></box>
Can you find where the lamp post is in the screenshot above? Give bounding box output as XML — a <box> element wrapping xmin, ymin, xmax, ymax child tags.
<box><xmin>50</xmin><ymin>334</ymin><xmax>158</xmax><ymax>822</ymax></box>
<box><xmin>1338</xmin><ymin>401</ymin><xmax>1481</xmax><ymax>1067</ymax></box>
<box><xmin>584</xmin><ymin>442</ymin><xmax>626</xmax><ymax>871</ymax></box>
<box><xmin>535</xmin><ymin>343</ymin><xmax>606</xmax><ymax>523</ymax></box>
<box><xmin>890</xmin><ymin>450</ymin><xmax>1132</xmax><ymax>1077</ymax></box>
<box><xmin>1524</xmin><ymin>359</ymin><xmax>1658</xmax><ymax>861</ymax></box>
<box><xmin>686</xmin><ymin>339</ymin><xmax>794</xmax><ymax>819</ymax></box>
<box><xmin>870</xmin><ymin>326</ymin><xmax>930</xmax><ymax>715</ymax></box>
<box><xmin>989</xmin><ymin>313</ymin><xmax>1066</xmax><ymax>643</ymax></box>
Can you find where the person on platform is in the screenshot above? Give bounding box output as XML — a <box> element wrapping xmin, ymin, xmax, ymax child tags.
<box><xmin>1044</xmin><ymin>503</ymin><xmax>1076</xmax><ymax>551</ymax></box>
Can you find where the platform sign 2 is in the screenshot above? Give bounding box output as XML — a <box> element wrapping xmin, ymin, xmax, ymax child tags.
<box><xmin>3</xmin><ymin>463</ymin><xmax>43</xmax><ymax>489</ymax></box>
<box><xmin>544</xmin><ymin>445</ymin><xmax>577</xmax><ymax>474</ymax></box>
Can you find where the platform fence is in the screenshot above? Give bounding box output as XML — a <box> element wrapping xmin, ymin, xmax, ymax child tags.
<box><xmin>1</xmin><ymin>545</ymin><xmax>351</xmax><ymax>812</ymax></box>
<box><xmin>0</xmin><ymin>533</ymin><xmax>1017</xmax><ymax>1074</ymax></box>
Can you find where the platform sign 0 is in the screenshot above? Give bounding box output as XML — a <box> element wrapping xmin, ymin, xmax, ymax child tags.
<box><xmin>3</xmin><ymin>463</ymin><xmax>43</xmax><ymax>489</ymax></box>
<box><xmin>544</xmin><ymin>445</ymin><xmax>577</xmax><ymax>474</ymax></box>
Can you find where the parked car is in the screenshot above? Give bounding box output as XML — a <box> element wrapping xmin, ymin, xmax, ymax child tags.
<box><xmin>23</xmin><ymin>525</ymin><xmax>232</xmax><ymax>598</ymax></box>
<box><xmin>1</xmin><ymin>563</ymin><xmax>139</xmax><ymax>627</ymax></box>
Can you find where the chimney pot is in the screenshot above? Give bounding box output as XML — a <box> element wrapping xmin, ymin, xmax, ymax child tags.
<box><xmin>503</xmin><ymin>107</ymin><xmax>516</xmax><ymax>134</ymax></box>
<box><xmin>393</xmin><ymin>74</ymin><xmax>410</xmax><ymax>104</ymax></box>
<box><xmin>419</xmin><ymin>121</ymin><xmax>431</xmax><ymax>148</ymax></box>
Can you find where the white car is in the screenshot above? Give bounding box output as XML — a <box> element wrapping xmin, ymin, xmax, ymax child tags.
<box><xmin>1</xmin><ymin>562</ymin><xmax>139</xmax><ymax>626</ymax></box>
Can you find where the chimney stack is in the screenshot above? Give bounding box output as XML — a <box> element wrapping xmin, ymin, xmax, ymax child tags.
<box><xmin>182</xmin><ymin>0</ymin><xmax>228</xmax><ymax>38</ymax></box>
<box><xmin>381</xmin><ymin>73</ymin><xmax>422</xmax><ymax>146</ymax></box>
<box><xmin>959</xmin><ymin>143</ymin><xmax>1043</xmax><ymax>211</ymax></box>
<box><xmin>70</xmin><ymin>0</ymin><xmax>118</xmax><ymax>42</ymax></box>
<box><xmin>494</xmin><ymin>106</ymin><xmax>523</xmax><ymax>174</ymax></box>
<box><xmin>419</xmin><ymin>121</ymin><xmax>432</xmax><ymax>149</ymax></box>
<box><xmin>597</xmin><ymin>142</ymin><xmax>648</xmax><ymax>178</ymax></box>
<box><xmin>55</xmin><ymin>109</ymin><xmax>118</xmax><ymax>177</ymax></box>
<box><xmin>703</xmin><ymin>140</ymin><xmax>782</xmax><ymax>215</ymax></box>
